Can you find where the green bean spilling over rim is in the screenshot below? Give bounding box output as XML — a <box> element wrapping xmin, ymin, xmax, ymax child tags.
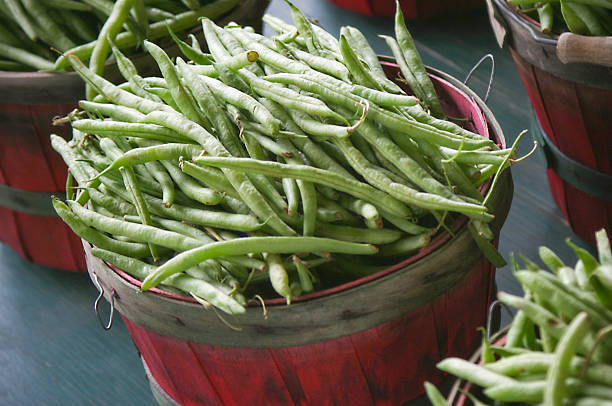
<box><xmin>51</xmin><ymin>0</ymin><xmax>523</xmax><ymax>315</ymax></box>
<box><xmin>425</xmin><ymin>228</ymin><xmax>612</xmax><ymax>405</ymax></box>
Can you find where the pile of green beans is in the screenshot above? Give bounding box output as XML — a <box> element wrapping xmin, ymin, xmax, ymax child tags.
<box><xmin>425</xmin><ymin>228</ymin><xmax>612</xmax><ymax>406</ymax></box>
<box><xmin>0</xmin><ymin>0</ymin><xmax>241</xmax><ymax>72</ymax></box>
<box><xmin>52</xmin><ymin>1</ymin><xmax>517</xmax><ymax>315</ymax></box>
<box><xmin>508</xmin><ymin>0</ymin><xmax>612</xmax><ymax>35</ymax></box>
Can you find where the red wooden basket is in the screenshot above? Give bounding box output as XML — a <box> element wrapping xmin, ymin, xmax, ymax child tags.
<box><xmin>84</xmin><ymin>62</ymin><xmax>514</xmax><ymax>406</ymax></box>
<box><xmin>0</xmin><ymin>0</ymin><xmax>269</xmax><ymax>272</ymax></box>
<box><xmin>487</xmin><ymin>0</ymin><xmax>612</xmax><ymax>246</ymax></box>
<box><xmin>326</xmin><ymin>0</ymin><xmax>484</xmax><ymax>19</ymax></box>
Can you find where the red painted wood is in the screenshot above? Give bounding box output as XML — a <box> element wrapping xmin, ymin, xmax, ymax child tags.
<box><xmin>509</xmin><ymin>49</ymin><xmax>612</xmax><ymax>246</ymax></box>
<box><xmin>326</xmin><ymin>0</ymin><xmax>483</xmax><ymax>18</ymax></box>
<box><xmin>0</xmin><ymin>97</ymin><xmax>86</xmax><ymax>271</ymax></box>
<box><xmin>122</xmin><ymin>261</ymin><xmax>494</xmax><ymax>406</ymax></box>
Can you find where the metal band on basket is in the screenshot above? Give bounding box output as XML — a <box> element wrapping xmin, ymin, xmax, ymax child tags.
<box><xmin>530</xmin><ymin>111</ymin><xmax>612</xmax><ymax>202</ymax></box>
<box><xmin>0</xmin><ymin>183</ymin><xmax>62</xmax><ymax>216</ymax></box>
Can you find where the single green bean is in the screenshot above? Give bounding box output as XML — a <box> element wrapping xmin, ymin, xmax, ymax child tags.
<box><xmin>377</xmin><ymin>233</ymin><xmax>431</xmax><ymax>256</ymax></box>
<box><xmin>92</xmin><ymin>247</ymin><xmax>246</xmax><ymax>315</ymax></box>
<box><xmin>141</xmin><ymin>236</ymin><xmax>378</xmax><ymax>290</ymax></box>
<box><xmin>87</xmin><ymin>0</ymin><xmax>134</xmax><ymax>99</ymax></box>
<box><xmin>52</xmin><ymin>198</ymin><xmax>150</xmax><ymax>258</ymax></box>
<box><xmin>545</xmin><ymin>312</ymin><xmax>591</xmax><ymax>406</ymax></box>
<box><xmin>393</xmin><ymin>1</ymin><xmax>445</xmax><ymax>118</ymax></box>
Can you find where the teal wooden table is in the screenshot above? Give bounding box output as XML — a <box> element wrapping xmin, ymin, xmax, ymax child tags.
<box><xmin>0</xmin><ymin>1</ymin><xmax>595</xmax><ymax>405</ymax></box>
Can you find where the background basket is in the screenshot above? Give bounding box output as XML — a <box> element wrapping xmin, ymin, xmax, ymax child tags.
<box><xmin>0</xmin><ymin>0</ymin><xmax>270</xmax><ymax>272</ymax></box>
<box><xmin>326</xmin><ymin>0</ymin><xmax>484</xmax><ymax>19</ymax></box>
<box><xmin>84</xmin><ymin>63</ymin><xmax>514</xmax><ymax>406</ymax></box>
<box><xmin>487</xmin><ymin>0</ymin><xmax>611</xmax><ymax>246</ymax></box>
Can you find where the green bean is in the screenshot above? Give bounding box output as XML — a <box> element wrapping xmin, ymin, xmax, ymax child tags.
<box><xmin>266</xmin><ymin>253</ymin><xmax>291</xmax><ymax>303</ymax></box>
<box><xmin>69</xmin><ymin>200</ymin><xmax>209</xmax><ymax>252</ymax></box>
<box><xmin>484</xmin><ymin>380</ymin><xmax>545</xmax><ymax>403</ymax></box>
<box><xmin>349</xmin><ymin>84</ymin><xmax>419</xmax><ymax>108</ymax></box>
<box><xmin>280</xmin><ymin>177</ymin><xmax>299</xmax><ymax>218</ymax></box>
<box><xmin>111</xmin><ymin>43</ymin><xmax>162</xmax><ymax>102</ymax></box>
<box><xmin>177</xmin><ymin>60</ymin><xmax>247</xmax><ymax>157</ymax></box>
<box><xmin>74</xmin><ymin>119</ymin><xmax>191</xmax><ymax>144</ymax></box>
<box><xmin>337</xmin><ymin>195</ymin><xmax>380</xmax><ymax>224</ymax></box>
<box><xmin>256</xmin><ymin>97</ymin><xmax>355</xmax><ymax>180</ymax></box>
<box><xmin>140</xmin><ymin>110</ymin><xmax>296</xmax><ymax>236</ymax></box>
<box><xmin>342</xmin><ymin>25</ymin><xmax>402</xmax><ymax>94</ymax></box>
<box><xmin>292</xmin><ymin>255</ymin><xmax>314</xmax><ymax>293</ymax></box>
<box><xmin>179</xmin><ymin>159</ymin><xmax>239</xmax><ymax>199</ymax></box>
<box><xmin>47</xmin><ymin>0</ymin><xmax>91</xmax><ymax>11</ymax></box>
<box><xmin>92</xmin><ymin>247</ymin><xmax>246</xmax><ymax>314</ymax></box>
<box><xmin>99</xmin><ymin>137</ymin><xmax>161</xmax><ymax>259</ymax></box>
<box><xmin>188</xmin><ymin>64</ymin><xmax>218</xmax><ymax>77</ymax></box>
<box><xmin>144</xmin><ymin>41</ymin><xmax>211</xmax><ymax>129</ymax></box>
<box><xmin>87</xmin><ymin>0</ymin><xmax>133</xmax><ymax>99</ymax></box>
<box><xmin>242</xmin><ymin>74</ymin><xmax>347</xmax><ymax>125</ymax></box>
<box><xmin>376</xmin><ymin>208</ymin><xmax>429</xmax><ymax>234</ymax></box>
<box><xmin>4</xmin><ymin>0</ymin><xmax>38</xmax><ymax>41</ymax></box>
<box><xmin>436</xmin><ymin>357</ymin><xmax>517</xmax><ymax>388</ymax></box>
<box><xmin>265</xmin><ymin>73</ymin><xmax>494</xmax><ymax>151</ymax></box>
<box><xmin>339</xmin><ymin>32</ymin><xmax>379</xmax><ymax>89</ymax></box>
<box><xmin>424</xmin><ymin>382</ymin><xmax>450</xmax><ymax>406</ymax></box>
<box><xmin>285</xmin><ymin>0</ymin><xmax>330</xmax><ymax>58</ymax></box>
<box><xmin>596</xmin><ymin>229</ymin><xmax>612</xmax><ymax>266</ymax></box>
<box><xmin>332</xmin><ymin>137</ymin><xmax>491</xmax><ymax>220</ymax></box>
<box><xmin>516</xmin><ymin>270</ymin><xmax>612</xmax><ymax>329</ymax></box>
<box><xmin>167</xmin><ymin>25</ymin><xmax>212</xmax><ymax>65</ymax></box>
<box><xmin>157</xmin><ymin>158</ymin><xmax>222</xmax><ymax>206</ymax></box>
<box><xmin>52</xmin><ymin>198</ymin><xmax>150</xmax><ymax>258</ymax></box>
<box><xmin>287</xmin><ymin>109</ymin><xmax>358</xmax><ymax>140</ymax></box>
<box><xmin>262</xmin><ymin>14</ymin><xmax>306</xmax><ymax>47</ymax></box>
<box><xmin>393</xmin><ymin>2</ymin><xmax>445</xmax><ymax>118</ymax></box>
<box><xmin>315</xmin><ymin>222</ymin><xmax>403</xmax><ymax>245</ymax></box>
<box><xmin>54</xmin><ymin>0</ymin><xmax>242</xmax><ymax>70</ymax></box>
<box><xmin>545</xmin><ymin>312</ymin><xmax>591</xmax><ymax>406</ymax></box>
<box><xmin>122</xmin><ymin>214</ymin><xmax>260</xmax><ymax>275</ymax></box>
<box><xmin>538</xmin><ymin>3</ymin><xmax>555</xmax><ymax>32</ymax></box>
<box><xmin>69</xmin><ymin>55</ymin><xmax>176</xmax><ymax>116</ymax></box>
<box><xmin>93</xmin><ymin>142</ymin><xmax>202</xmax><ymax>179</ymax></box>
<box><xmin>141</xmin><ymin>236</ymin><xmax>377</xmax><ymax>290</ymax></box>
<box><xmin>377</xmin><ymin>233</ymin><xmax>431</xmax><ymax>257</ymax></box>
<box><xmin>0</xmin><ymin>43</ymin><xmax>54</xmax><ymax>71</ymax></box>
<box><xmin>192</xmin><ymin>156</ymin><xmax>416</xmax><ymax>218</ymax></box>
<box><xmin>25</xmin><ymin>0</ymin><xmax>78</xmax><ymax>51</ymax></box>
<box><xmin>379</xmin><ymin>34</ymin><xmax>426</xmax><ymax>104</ymax></box>
<box><xmin>277</xmin><ymin>40</ymin><xmax>349</xmax><ymax>81</ymax></box>
<box><xmin>195</xmin><ymin>74</ymin><xmax>281</xmax><ymax>135</ymax></box>
<box><xmin>221</xmin><ymin>50</ymin><xmax>260</xmax><ymax>71</ymax></box>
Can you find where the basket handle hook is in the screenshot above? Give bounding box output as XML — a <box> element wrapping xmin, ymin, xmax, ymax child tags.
<box><xmin>464</xmin><ymin>54</ymin><xmax>495</xmax><ymax>103</ymax></box>
<box><xmin>91</xmin><ymin>271</ymin><xmax>115</xmax><ymax>331</ymax></box>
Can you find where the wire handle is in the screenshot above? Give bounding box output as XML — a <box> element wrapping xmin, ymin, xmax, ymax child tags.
<box><xmin>464</xmin><ymin>54</ymin><xmax>495</xmax><ymax>103</ymax></box>
<box><xmin>486</xmin><ymin>299</ymin><xmax>514</xmax><ymax>338</ymax></box>
<box><xmin>91</xmin><ymin>271</ymin><xmax>115</xmax><ymax>331</ymax></box>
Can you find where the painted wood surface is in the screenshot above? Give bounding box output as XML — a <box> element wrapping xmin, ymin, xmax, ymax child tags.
<box><xmin>325</xmin><ymin>0</ymin><xmax>483</xmax><ymax>19</ymax></box>
<box><xmin>502</xmin><ymin>35</ymin><xmax>611</xmax><ymax>246</ymax></box>
<box><xmin>0</xmin><ymin>1</ymin><xmax>601</xmax><ymax>405</ymax></box>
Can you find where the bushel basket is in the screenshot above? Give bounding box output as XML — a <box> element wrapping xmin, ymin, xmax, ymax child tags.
<box><xmin>85</xmin><ymin>62</ymin><xmax>514</xmax><ymax>406</ymax></box>
<box><xmin>487</xmin><ymin>0</ymin><xmax>612</xmax><ymax>246</ymax></box>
